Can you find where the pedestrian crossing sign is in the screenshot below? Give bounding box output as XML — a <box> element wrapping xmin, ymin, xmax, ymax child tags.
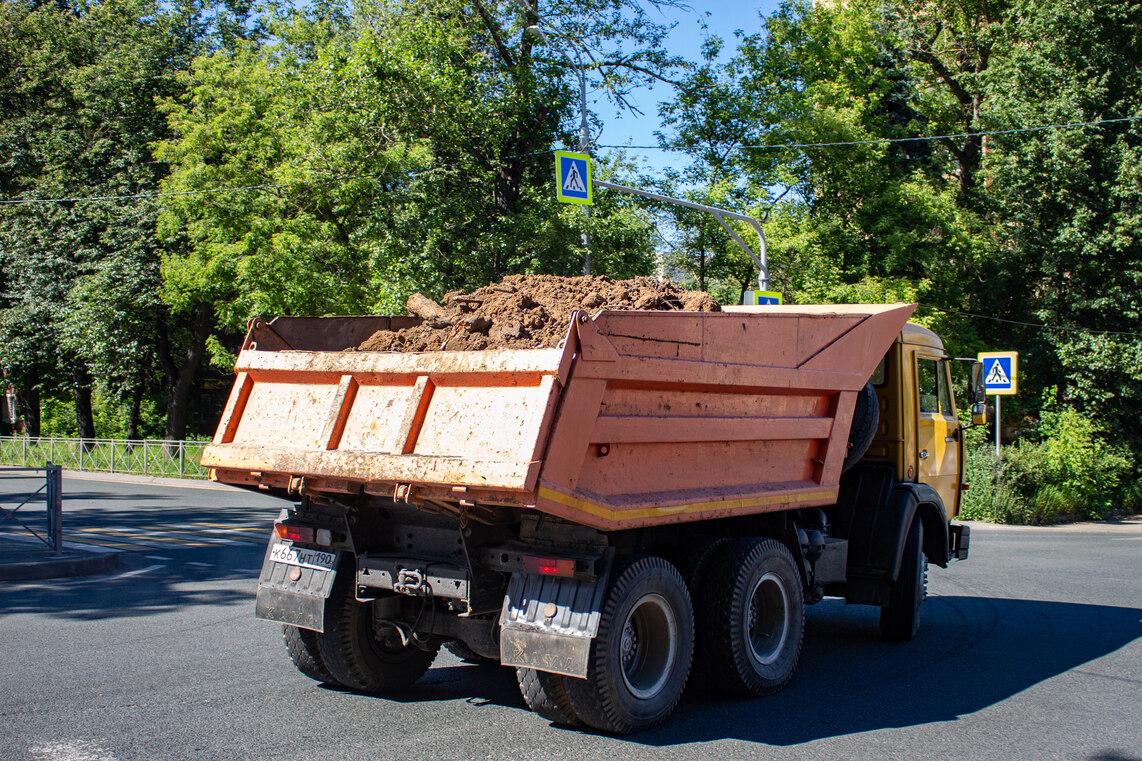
<box><xmin>978</xmin><ymin>351</ymin><xmax>1018</xmax><ymax>395</ymax></box>
<box><xmin>555</xmin><ymin>150</ymin><xmax>592</xmax><ymax>205</ymax></box>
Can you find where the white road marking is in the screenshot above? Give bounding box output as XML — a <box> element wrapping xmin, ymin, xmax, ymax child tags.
<box><xmin>144</xmin><ymin>555</ymin><xmax>173</xmax><ymax>561</ymax></box>
<box><xmin>186</xmin><ymin>561</ymin><xmax>214</xmax><ymax>568</ymax></box>
<box><xmin>30</xmin><ymin>740</ymin><xmax>118</xmax><ymax>761</ymax></box>
<box><xmin>55</xmin><ymin>564</ymin><xmax>165</xmax><ymax>587</ymax></box>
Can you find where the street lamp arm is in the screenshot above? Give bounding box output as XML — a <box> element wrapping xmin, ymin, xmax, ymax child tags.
<box><xmin>594</xmin><ymin>179</ymin><xmax>770</xmax><ymax>290</ymax></box>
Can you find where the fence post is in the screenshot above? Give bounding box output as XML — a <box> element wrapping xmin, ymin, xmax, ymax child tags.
<box><xmin>179</xmin><ymin>441</ymin><xmax>185</xmax><ymax>476</ymax></box>
<box><xmin>143</xmin><ymin>440</ymin><xmax>148</xmax><ymax>475</ymax></box>
<box><xmin>46</xmin><ymin>462</ymin><xmax>62</xmax><ymax>555</ymax></box>
<box><xmin>110</xmin><ymin>441</ymin><xmax>115</xmax><ymax>473</ymax></box>
<box><xmin>79</xmin><ymin>439</ymin><xmax>84</xmax><ymax>471</ymax></box>
<box><xmin>50</xmin><ymin>436</ymin><xmax>54</xmax><ymax>464</ymax></box>
<box><xmin>22</xmin><ymin>436</ymin><xmax>27</xmax><ymax>465</ymax></box>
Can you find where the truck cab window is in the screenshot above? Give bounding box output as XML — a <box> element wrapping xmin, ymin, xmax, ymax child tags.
<box><xmin>917</xmin><ymin>358</ymin><xmax>940</xmax><ymax>414</ymax></box>
<box><xmin>917</xmin><ymin>357</ymin><xmax>953</xmax><ymax>415</ymax></box>
<box><xmin>870</xmin><ymin>355</ymin><xmax>887</xmax><ymax>386</ymax></box>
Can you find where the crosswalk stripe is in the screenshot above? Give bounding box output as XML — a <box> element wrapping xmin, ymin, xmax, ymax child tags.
<box><xmin>78</xmin><ymin>527</ymin><xmax>212</xmax><ymax>547</ymax></box>
<box><xmin>187</xmin><ymin>522</ymin><xmax>268</xmax><ymax>533</ymax></box>
<box><xmin>138</xmin><ymin>525</ymin><xmax>262</xmax><ymax>545</ymax></box>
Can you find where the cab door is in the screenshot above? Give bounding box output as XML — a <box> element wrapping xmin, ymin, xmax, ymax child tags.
<box><xmin>914</xmin><ymin>354</ymin><xmax>962</xmax><ymax>516</ymax></box>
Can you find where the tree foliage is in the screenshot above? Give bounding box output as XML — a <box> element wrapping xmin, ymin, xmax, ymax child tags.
<box><xmin>1</xmin><ymin>0</ymin><xmax>1140</xmax><ymax>493</ymax></box>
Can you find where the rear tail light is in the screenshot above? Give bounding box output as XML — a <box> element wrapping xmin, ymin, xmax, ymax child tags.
<box><xmin>274</xmin><ymin>522</ymin><xmax>315</xmax><ymax>544</ymax></box>
<box><xmin>522</xmin><ymin>555</ymin><xmax>576</xmax><ymax>578</ymax></box>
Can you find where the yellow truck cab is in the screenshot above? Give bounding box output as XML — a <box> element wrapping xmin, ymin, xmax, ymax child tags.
<box><xmin>867</xmin><ymin>323</ymin><xmax>965</xmax><ymax>517</ymax></box>
<box><xmin>830</xmin><ymin>322</ymin><xmax>973</xmax><ymax>636</ymax></box>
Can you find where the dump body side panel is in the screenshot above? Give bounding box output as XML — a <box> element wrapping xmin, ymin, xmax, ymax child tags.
<box><xmin>534</xmin><ymin>305</ymin><xmax>916</xmax><ymax>530</ymax></box>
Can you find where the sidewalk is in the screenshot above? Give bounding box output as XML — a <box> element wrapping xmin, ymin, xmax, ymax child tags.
<box><xmin>0</xmin><ymin>531</ymin><xmax>120</xmax><ymax>582</ymax></box>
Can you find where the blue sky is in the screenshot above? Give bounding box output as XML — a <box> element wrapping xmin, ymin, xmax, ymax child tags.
<box><xmin>590</xmin><ymin>1</ymin><xmax>782</xmax><ymax>176</ymax></box>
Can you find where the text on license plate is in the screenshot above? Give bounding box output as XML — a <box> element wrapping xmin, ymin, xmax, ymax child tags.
<box><xmin>270</xmin><ymin>542</ymin><xmax>336</xmax><ymax>571</ymax></box>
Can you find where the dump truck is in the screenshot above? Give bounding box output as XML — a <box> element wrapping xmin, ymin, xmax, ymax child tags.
<box><xmin>202</xmin><ymin>303</ymin><xmax>980</xmax><ymax>733</ymax></box>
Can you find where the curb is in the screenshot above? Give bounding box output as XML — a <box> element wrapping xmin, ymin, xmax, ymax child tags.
<box><xmin>0</xmin><ymin>551</ymin><xmax>120</xmax><ymax>581</ymax></box>
<box><xmin>0</xmin><ymin>534</ymin><xmax>122</xmax><ymax>582</ymax></box>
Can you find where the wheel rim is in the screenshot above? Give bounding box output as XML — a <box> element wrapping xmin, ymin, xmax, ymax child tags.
<box><xmin>619</xmin><ymin>593</ymin><xmax>678</xmax><ymax>700</ymax></box>
<box><xmin>745</xmin><ymin>571</ymin><xmax>790</xmax><ymax>666</ymax></box>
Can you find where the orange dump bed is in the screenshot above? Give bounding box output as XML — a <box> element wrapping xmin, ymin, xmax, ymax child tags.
<box><xmin>203</xmin><ymin>304</ymin><xmax>915</xmax><ymax>530</ymax></box>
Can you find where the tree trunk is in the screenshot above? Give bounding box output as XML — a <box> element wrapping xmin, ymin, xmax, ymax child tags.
<box><xmin>73</xmin><ymin>366</ymin><xmax>96</xmax><ymax>444</ymax></box>
<box><xmin>19</xmin><ymin>376</ymin><xmax>40</xmax><ymax>438</ymax></box>
<box><xmin>126</xmin><ymin>378</ymin><xmax>143</xmax><ymax>441</ymax></box>
<box><xmin>159</xmin><ymin>303</ymin><xmax>213</xmax><ymax>442</ymax></box>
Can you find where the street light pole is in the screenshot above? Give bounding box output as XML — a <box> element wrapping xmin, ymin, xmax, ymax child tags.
<box><xmin>526</xmin><ymin>20</ymin><xmax>593</xmax><ymax>273</ymax></box>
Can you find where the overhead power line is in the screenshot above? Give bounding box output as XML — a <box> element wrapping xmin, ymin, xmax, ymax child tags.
<box><xmin>919</xmin><ymin>303</ymin><xmax>1142</xmax><ymax>339</ymax></box>
<box><xmin>2</xmin><ymin>116</ymin><xmax>1138</xmax><ymax>206</ymax></box>
<box><xmin>599</xmin><ymin>115</ymin><xmax>1142</xmax><ymax>152</ymax></box>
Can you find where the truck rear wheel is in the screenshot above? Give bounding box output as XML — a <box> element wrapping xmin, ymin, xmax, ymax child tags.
<box><xmin>564</xmin><ymin>556</ymin><xmax>694</xmax><ymax>734</ymax></box>
<box><xmin>516</xmin><ymin>668</ymin><xmax>582</xmax><ymax>726</ymax></box>
<box><xmin>880</xmin><ymin>518</ymin><xmax>926</xmax><ymax>641</ymax></box>
<box><xmin>283</xmin><ymin>624</ymin><xmax>335</xmax><ymax>684</ymax></box>
<box><xmin>316</xmin><ymin>581</ymin><xmax>438</xmax><ymax>693</ymax></box>
<box><xmin>700</xmin><ymin>538</ymin><xmax>804</xmax><ymax>697</ymax></box>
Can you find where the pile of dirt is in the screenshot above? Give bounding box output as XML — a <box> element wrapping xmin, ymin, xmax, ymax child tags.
<box><xmin>357</xmin><ymin>274</ymin><xmax>721</xmax><ymax>351</ymax></box>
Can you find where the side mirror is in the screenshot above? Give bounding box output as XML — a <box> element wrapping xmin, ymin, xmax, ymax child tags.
<box><xmin>969</xmin><ymin>361</ymin><xmax>986</xmax><ymax>405</ymax></box>
<box><xmin>962</xmin><ymin>361</ymin><xmax>988</xmax><ymax>428</ymax></box>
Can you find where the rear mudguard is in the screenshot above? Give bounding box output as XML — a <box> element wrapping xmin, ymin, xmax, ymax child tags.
<box><xmin>254</xmin><ymin>537</ymin><xmax>341</xmax><ymax>632</ymax></box>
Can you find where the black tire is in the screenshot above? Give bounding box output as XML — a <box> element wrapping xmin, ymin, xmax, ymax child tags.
<box><xmin>516</xmin><ymin>668</ymin><xmax>583</xmax><ymax>726</ymax></box>
<box><xmin>563</xmin><ymin>556</ymin><xmax>694</xmax><ymax>734</ymax></box>
<box><xmin>445</xmin><ymin>640</ymin><xmax>500</xmax><ymax>666</ymax></box>
<box><xmin>315</xmin><ymin>578</ymin><xmax>438</xmax><ymax>693</ymax></box>
<box><xmin>283</xmin><ymin>624</ymin><xmax>336</xmax><ymax>684</ymax></box>
<box><xmin>880</xmin><ymin>518</ymin><xmax>927</xmax><ymax>641</ymax></box>
<box><xmin>699</xmin><ymin>538</ymin><xmax>804</xmax><ymax>697</ymax></box>
<box><xmin>674</xmin><ymin>536</ymin><xmax>732</xmax><ymax>599</ymax></box>
<box><xmin>843</xmin><ymin>381</ymin><xmax>879</xmax><ymax>472</ymax></box>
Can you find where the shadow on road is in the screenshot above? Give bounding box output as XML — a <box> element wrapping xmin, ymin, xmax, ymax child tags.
<box><xmin>1</xmin><ymin>497</ymin><xmax>280</xmax><ymax>620</ymax></box>
<box><xmin>331</xmin><ymin>595</ymin><xmax>1142</xmax><ymax>746</ymax></box>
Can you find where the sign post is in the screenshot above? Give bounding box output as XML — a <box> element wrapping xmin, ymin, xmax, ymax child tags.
<box><xmin>978</xmin><ymin>351</ymin><xmax>1018</xmax><ymax>459</ymax></box>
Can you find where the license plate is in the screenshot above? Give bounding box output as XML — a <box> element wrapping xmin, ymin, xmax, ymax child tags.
<box><xmin>270</xmin><ymin>541</ymin><xmax>336</xmax><ymax>571</ymax></box>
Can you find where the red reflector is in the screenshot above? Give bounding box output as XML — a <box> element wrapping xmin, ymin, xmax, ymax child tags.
<box><xmin>522</xmin><ymin>556</ymin><xmax>576</xmax><ymax>578</ymax></box>
<box><xmin>961</xmin><ymin>483</ymin><xmax>971</xmax><ymax>491</ymax></box>
<box><xmin>274</xmin><ymin>522</ymin><xmax>315</xmax><ymax>543</ymax></box>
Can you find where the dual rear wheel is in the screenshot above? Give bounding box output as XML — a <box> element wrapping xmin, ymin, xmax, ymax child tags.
<box><xmin>283</xmin><ymin>570</ymin><xmax>437</xmax><ymax>692</ymax></box>
<box><xmin>519</xmin><ymin>541</ymin><xmax>806</xmax><ymax>733</ymax></box>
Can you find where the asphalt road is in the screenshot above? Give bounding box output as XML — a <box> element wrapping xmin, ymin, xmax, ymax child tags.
<box><xmin>1</xmin><ymin>474</ymin><xmax>1140</xmax><ymax>761</ymax></box>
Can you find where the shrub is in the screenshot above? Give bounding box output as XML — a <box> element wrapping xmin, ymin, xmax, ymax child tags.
<box><xmin>961</xmin><ymin>405</ymin><xmax>1135</xmax><ymax>524</ymax></box>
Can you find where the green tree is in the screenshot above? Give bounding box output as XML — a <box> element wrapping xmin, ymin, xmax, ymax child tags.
<box><xmin>979</xmin><ymin>0</ymin><xmax>1142</xmax><ymax>444</ymax></box>
<box><xmin>0</xmin><ymin>0</ymin><xmax>209</xmax><ymax>440</ymax></box>
<box><xmin>155</xmin><ymin>0</ymin><xmax>671</xmax><ymax>337</ymax></box>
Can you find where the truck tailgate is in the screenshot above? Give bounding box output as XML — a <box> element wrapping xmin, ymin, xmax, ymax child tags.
<box><xmin>202</xmin><ymin>317</ymin><xmax>571</xmax><ymax>494</ymax></box>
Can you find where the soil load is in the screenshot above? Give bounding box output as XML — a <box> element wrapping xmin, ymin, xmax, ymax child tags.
<box><xmin>358</xmin><ymin>274</ymin><xmax>721</xmax><ymax>352</ymax></box>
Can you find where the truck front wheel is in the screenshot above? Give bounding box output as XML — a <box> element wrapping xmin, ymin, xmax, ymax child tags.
<box><xmin>315</xmin><ymin>581</ymin><xmax>438</xmax><ymax>693</ymax></box>
<box><xmin>880</xmin><ymin>518</ymin><xmax>927</xmax><ymax>641</ymax></box>
<box><xmin>700</xmin><ymin>538</ymin><xmax>804</xmax><ymax>697</ymax></box>
<box><xmin>564</xmin><ymin>556</ymin><xmax>694</xmax><ymax>734</ymax></box>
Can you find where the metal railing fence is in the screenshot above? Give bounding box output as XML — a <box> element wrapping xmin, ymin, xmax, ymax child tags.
<box><xmin>0</xmin><ymin>464</ymin><xmax>63</xmax><ymax>554</ymax></box>
<box><xmin>0</xmin><ymin>437</ymin><xmax>208</xmax><ymax>479</ymax></box>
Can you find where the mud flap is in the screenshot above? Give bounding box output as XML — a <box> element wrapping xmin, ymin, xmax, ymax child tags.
<box><xmin>254</xmin><ymin>539</ymin><xmax>341</xmax><ymax>632</ymax></box>
<box><xmin>498</xmin><ymin>571</ymin><xmax>609</xmax><ymax>679</ymax></box>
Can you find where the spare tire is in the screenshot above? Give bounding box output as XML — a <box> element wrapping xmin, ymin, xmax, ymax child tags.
<box><xmin>843</xmin><ymin>381</ymin><xmax>879</xmax><ymax>472</ymax></box>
